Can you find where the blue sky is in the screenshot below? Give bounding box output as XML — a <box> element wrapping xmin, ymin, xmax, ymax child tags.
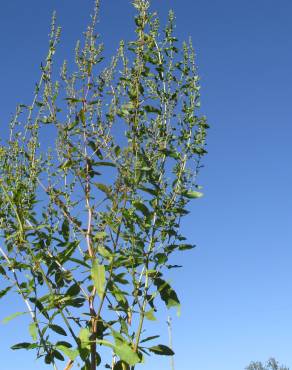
<box><xmin>1</xmin><ymin>1</ymin><xmax>292</xmax><ymax>369</ymax></box>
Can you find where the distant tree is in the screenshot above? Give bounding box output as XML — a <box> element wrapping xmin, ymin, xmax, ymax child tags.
<box><xmin>246</xmin><ymin>358</ymin><xmax>289</xmax><ymax>370</ymax></box>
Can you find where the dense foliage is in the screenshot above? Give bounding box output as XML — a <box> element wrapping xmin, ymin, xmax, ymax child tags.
<box><xmin>0</xmin><ymin>1</ymin><xmax>207</xmax><ymax>369</ymax></box>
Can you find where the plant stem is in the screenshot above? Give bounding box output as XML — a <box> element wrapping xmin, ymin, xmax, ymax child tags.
<box><xmin>167</xmin><ymin>316</ymin><xmax>175</xmax><ymax>370</ymax></box>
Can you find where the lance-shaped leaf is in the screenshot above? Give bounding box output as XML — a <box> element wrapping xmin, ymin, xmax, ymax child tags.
<box><xmin>153</xmin><ymin>278</ymin><xmax>180</xmax><ymax>310</ymax></box>
<box><xmin>140</xmin><ymin>335</ymin><xmax>160</xmax><ymax>344</ymax></box>
<box><xmin>133</xmin><ymin>201</ymin><xmax>150</xmax><ymax>218</ymax></box>
<box><xmin>144</xmin><ymin>105</ymin><xmax>161</xmax><ymax>114</ymax></box>
<box><xmin>61</xmin><ymin>218</ymin><xmax>70</xmax><ymax>241</ymax></box>
<box><xmin>94</xmin><ymin>161</ymin><xmax>116</xmax><ymax>167</ymax></box>
<box><xmin>149</xmin><ymin>344</ymin><xmax>174</xmax><ymax>356</ymax></box>
<box><xmin>0</xmin><ymin>286</ymin><xmax>12</xmax><ymax>299</ymax></box>
<box><xmin>2</xmin><ymin>312</ymin><xmax>26</xmax><ymax>324</ymax></box>
<box><xmin>11</xmin><ymin>342</ymin><xmax>38</xmax><ymax>350</ymax></box>
<box><xmin>94</xmin><ymin>182</ymin><xmax>111</xmax><ymax>197</ymax></box>
<box><xmin>91</xmin><ymin>260</ymin><xmax>106</xmax><ymax>299</ymax></box>
<box><xmin>182</xmin><ymin>190</ymin><xmax>203</xmax><ymax>199</ymax></box>
<box><xmin>29</xmin><ymin>322</ymin><xmax>38</xmax><ymax>341</ymax></box>
<box><xmin>49</xmin><ymin>324</ymin><xmax>67</xmax><ymax>336</ymax></box>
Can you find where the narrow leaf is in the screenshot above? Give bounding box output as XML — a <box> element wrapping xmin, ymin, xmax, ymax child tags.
<box><xmin>49</xmin><ymin>324</ymin><xmax>67</xmax><ymax>336</ymax></box>
<box><xmin>11</xmin><ymin>342</ymin><xmax>34</xmax><ymax>350</ymax></box>
<box><xmin>61</xmin><ymin>219</ymin><xmax>70</xmax><ymax>241</ymax></box>
<box><xmin>153</xmin><ymin>278</ymin><xmax>180</xmax><ymax>310</ymax></box>
<box><xmin>91</xmin><ymin>260</ymin><xmax>106</xmax><ymax>299</ymax></box>
<box><xmin>2</xmin><ymin>312</ymin><xmax>25</xmax><ymax>324</ymax></box>
<box><xmin>140</xmin><ymin>335</ymin><xmax>160</xmax><ymax>344</ymax></box>
<box><xmin>0</xmin><ymin>286</ymin><xmax>12</xmax><ymax>298</ymax></box>
<box><xmin>133</xmin><ymin>201</ymin><xmax>150</xmax><ymax>217</ymax></box>
<box><xmin>95</xmin><ymin>161</ymin><xmax>116</xmax><ymax>167</ymax></box>
<box><xmin>183</xmin><ymin>190</ymin><xmax>203</xmax><ymax>199</ymax></box>
<box><xmin>94</xmin><ymin>183</ymin><xmax>111</xmax><ymax>196</ymax></box>
<box><xmin>149</xmin><ymin>344</ymin><xmax>174</xmax><ymax>356</ymax></box>
<box><xmin>29</xmin><ymin>322</ymin><xmax>38</xmax><ymax>341</ymax></box>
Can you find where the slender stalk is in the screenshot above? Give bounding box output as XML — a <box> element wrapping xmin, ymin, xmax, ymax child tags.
<box><xmin>167</xmin><ymin>316</ymin><xmax>175</xmax><ymax>370</ymax></box>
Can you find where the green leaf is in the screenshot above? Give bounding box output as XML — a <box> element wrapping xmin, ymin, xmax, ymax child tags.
<box><xmin>97</xmin><ymin>337</ymin><xmax>140</xmax><ymax>366</ymax></box>
<box><xmin>94</xmin><ymin>183</ymin><xmax>111</xmax><ymax>196</ymax></box>
<box><xmin>88</xmin><ymin>100</ymin><xmax>100</xmax><ymax>105</ymax></box>
<box><xmin>98</xmin><ymin>246</ymin><xmax>113</xmax><ymax>260</ymax></box>
<box><xmin>88</xmin><ymin>141</ymin><xmax>103</xmax><ymax>158</ymax></box>
<box><xmin>140</xmin><ymin>335</ymin><xmax>160</xmax><ymax>344</ymax></box>
<box><xmin>11</xmin><ymin>342</ymin><xmax>35</xmax><ymax>350</ymax></box>
<box><xmin>35</xmin><ymin>101</ymin><xmax>45</xmax><ymax>107</ymax></box>
<box><xmin>69</xmin><ymin>258</ymin><xmax>90</xmax><ymax>269</ymax></box>
<box><xmin>59</xmin><ymin>241</ymin><xmax>79</xmax><ymax>264</ymax></box>
<box><xmin>114</xmin><ymin>145</ymin><xmax>121</xmax><ymax>156</ymax></box>
<box><xmin>95</xmin><ymin>161</ymin><xmax>116</xmax><ymax>167</ymax></box>
<box><xmin>60</xmin><ymin>160</ymin><xmax>73</xmax><ymax>171</ymax></box>
<box><xmin>153</xmin><ymin>278</ymin><xmax>180</xmax><ymax>310</ymax></box>
<box><xmin>79</xmin><ymin>328</ymin><xmax>90</xmax><ymax>349</ymax></box>
<box><xmin>45</xmin><ymin>353</ymin><xmax>53</xmax><ymax>364</ymax></box>
<box><xmin>67</xmin><ymin>120</ymin><xmax>79</xmax><ymax>131</ymax></box>
<box><xmin>160</xmin><ymin>148</ymin><xmax>179</xmax><ymax>159</ymax></box>
<box><xmin>149</xmin><ymin>344</ymin><xmax>174</xmax><ymax>356</ymax></box>
<box><xmin>118</xmin><ymin>102</ymin><xmax>135</xmax><ymax>117</ymax></box>
<box><xmin>0</xmin><ymin>286</ymin><xmax>12</xmax><ymax>298</ymax></box>
<box><xmin>182</xmin><ymin>190</ymin><xmax>203</xmax><ymax>199</ymax></box>
<box><xmin>138</xmin><ymin>186</ymin><xmax>158</xmax><ymax>196</ymax></box>
<box><xmin>57</xmin><ymin>345</ymin><xmax>79</xmax><ymax>361</ymax></box>
<box><xmin>144</xmin><ymin>105</ymin><xmax>161</xmax><ymax>114</ymax></box>
<box><xmin>53</xmin><ymin>349</ymin><xmax>65</xmax><ymax>361</ymax></box>
<box><xmin>114</xmin><ymin>361</ymin><xmax>130</xmax><ymax>370</ymax></box>
<box><xmin>65</xmin><ymin>97</ymin><xmax>83</xmax><ymax>104</ymax></box>
<box><xmin>56</xmin><ymin>341</ymin><xmax>72</xmax><ymax>348</ymax></box>
<box><xmin>29</xmin><ymin>322</ymin><xmax>38</xmax><ymax>341</ymax></box>
<box><xmin>178</xmin><ymin>244</ymin><xmax>196</xmax><ymax>251</ymax></box>
<box><xmin>133</xmin><ymin>201</ymin><xmax>150</xmax><ymax>217</ymax></box>
<box><xmin>91</xmin><ymin>260</ymin><xmax>106</xmax><ymax>299</ymax></box>
<box><xmin>2</xmin><ymin>312</ymin><xmax>25</xmax><ymax>324</ymax></box>
<box><xmin>66</xmin><ymin>283</ymin><xmax>81</xmax><ymax>297</ymax></box>
<box><xmin>29</xmin><ymin>298</ymin><xmax>49</xmax><ymax>319</ymax></box>
<box><xmin>61</xmin><ymin>219</ymin><xmax>70</xmax><ymax>241</ymax></box>
<box><xmin>155</xmin><ymin>253</ymin><xmax>168</xmax><ymax>265</ymax></box>
<box><xmin>79</xmin><ymin>109</ymin><xmax>86</xmax><ymax>124</ymax></box>
<box><xmin>94</xmin><ymin>231</ymin><xmax>107</xmax><ymax>240</ymax></box>
<box><xmin>114</xmin><ymin>342</ymin><xmax>140</xmax><ymax>366</ymax></box>
<box><xmin>49</xmin><ymin>324</ymin><xmax>67</xmax><ymax>336</ymax></box>
<box><xmin>144</xmin><ymin>310</ymin><xmax>156</xmax><ymax>321</ymax></box>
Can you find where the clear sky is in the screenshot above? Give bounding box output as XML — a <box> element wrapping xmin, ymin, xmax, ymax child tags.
<box><xmin>1</xmin><ymin>1</ymin><xmax>292</xmax><ymax>370</ymax></box>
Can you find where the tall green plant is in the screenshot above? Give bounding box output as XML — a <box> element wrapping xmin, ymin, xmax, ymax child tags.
<box><xmin>0</xmin><ymin>1</ymin><xmax>207</xmax><ymax>369</ymax></box>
